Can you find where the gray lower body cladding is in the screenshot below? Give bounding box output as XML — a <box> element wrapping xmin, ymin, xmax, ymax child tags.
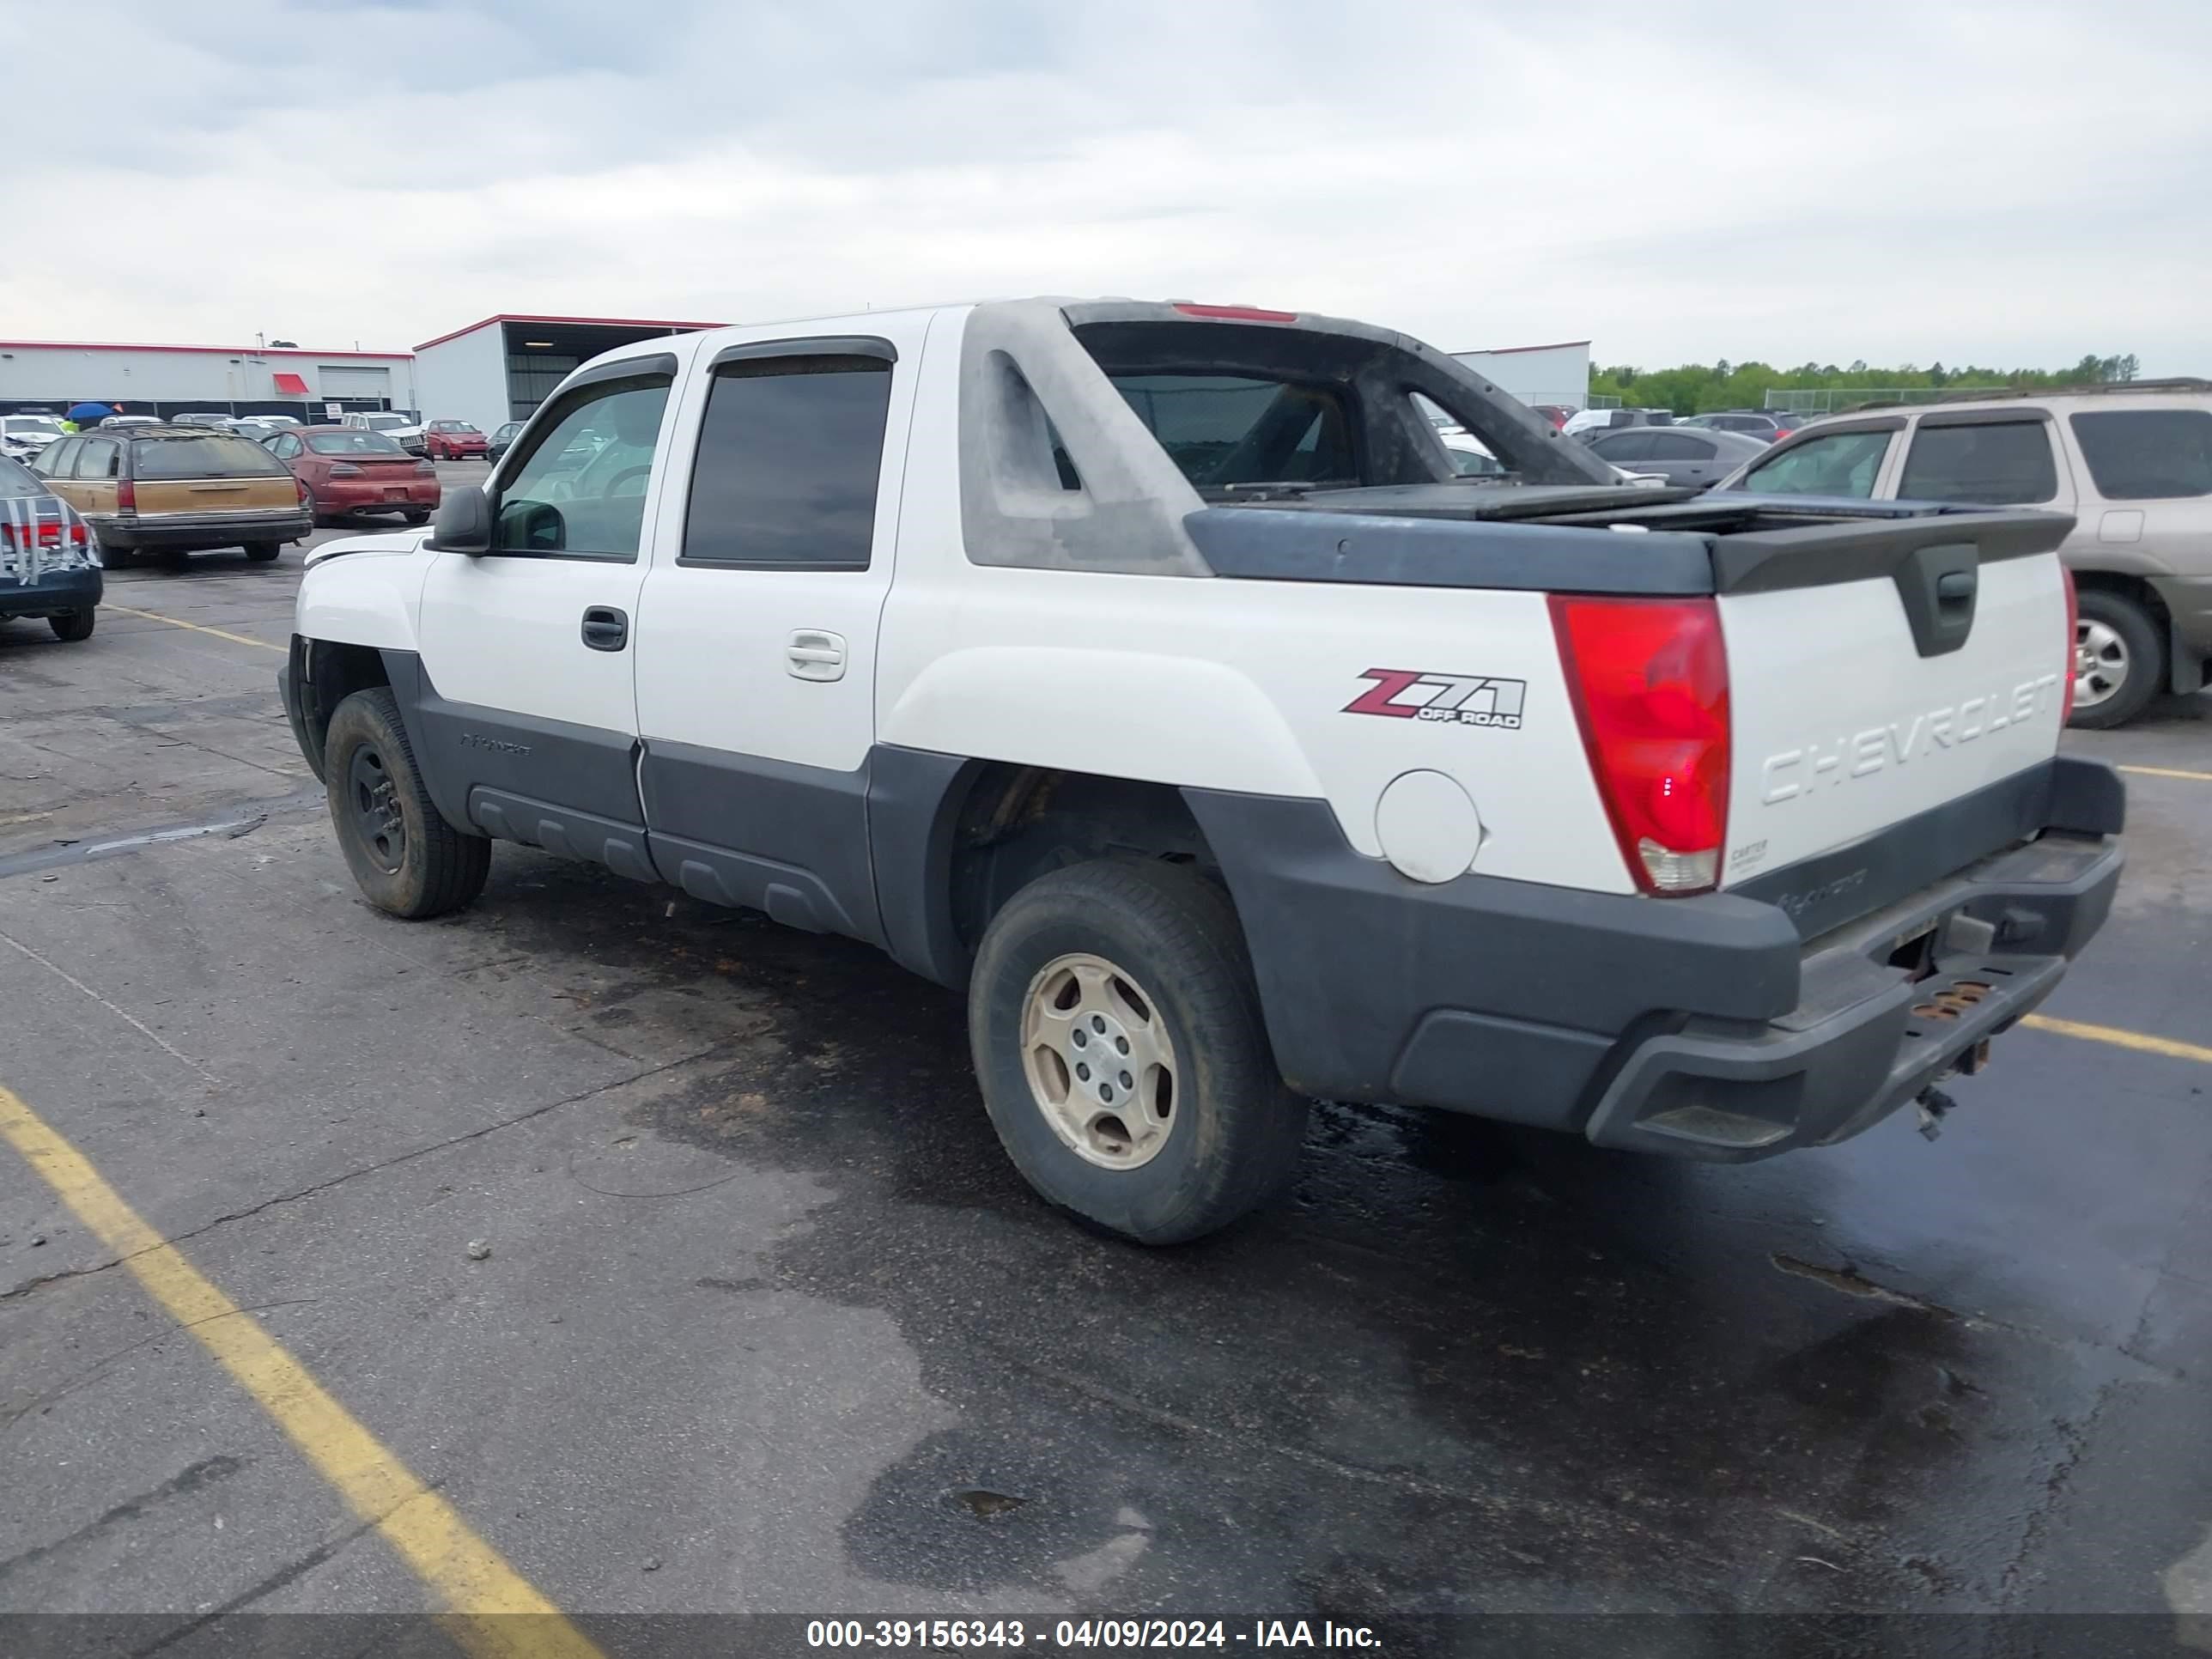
<box><xmin>1186</xmin><ymin>760</ymin><xmax>2122</xmax><ymax>1160</ymax></box>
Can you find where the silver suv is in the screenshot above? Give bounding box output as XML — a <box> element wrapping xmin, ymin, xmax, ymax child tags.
<box><xmin>1719</xmin><ymin>382</ymin><xmax>2212</xmax><ymax>726</ymax></box>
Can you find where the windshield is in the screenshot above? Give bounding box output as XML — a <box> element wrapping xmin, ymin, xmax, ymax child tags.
<box><xmin>132</xmin><ymin>434</ymin><xmax>290</xmax><ymax>480</ymax></box>
<box><xmin>0</xmin><ymin>454</ymin><xmax>44</xmax><ymax>495</ymax></box>
<box><xmin>362</xmin><ymin>415</ymin><xmax>408</xmax><ymax>431</ymax></box>
<box><xmin>429</xmin><ymin>422</ymin><xmax>478</xmax><ymax>434</ymax></box>
<box><xmin>307</xmin><ymin>431</ymin><xmax>409</xmax><ymax>457</ymax></box>
<box><xmin>4</xmin><ymin>417</ymin><xmax>64</xmax><ymax>437</ymax></box>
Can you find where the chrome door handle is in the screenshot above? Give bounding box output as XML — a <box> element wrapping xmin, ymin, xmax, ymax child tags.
<box><xmin>787</xmin><ymin>629</ymin><xmax>847</xmax><ymax>682</ymax></box>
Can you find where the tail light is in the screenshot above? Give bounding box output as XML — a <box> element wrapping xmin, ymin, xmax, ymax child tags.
<box><xmin>1170</xmin><ymin>302</ymin><xmax>1299</xmax><ymax>322</ymax></box>
<box><xmin>116</xmin><ymin>479</ymin><xmax>136</xmax><ymax>513</ymax></box>
<box><xmin>328</xmin><ymin>462</ymin><xmax>362</xmax><ymax>477</ymax></box>
<box><xmin>1551</xmin><ymin>595</ymin><xmax>1732</xmax><ymax>895</ymax></box>
<box><xmin>296</xmin><ymin>476</ymin><xmax>314</xmax><ymax>507</ymax></box>
<box><xmin>416</xmin><ymin>459</ymin><xmax>436</xmax><ymax>477</ymax></box>
<box><xmin>0</xmin><ymin>517</ymin><xmax>88</xmax><ymax>551</ymax></box>
<box><xmin>2060</xmin><ymin>565</ymin><xmax>2079</xmax><ymax>725</ymax></box>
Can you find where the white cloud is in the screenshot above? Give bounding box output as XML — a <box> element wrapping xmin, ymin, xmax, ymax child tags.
<box><xmin>4</xmin><ymin>0</ymin><xmax>2205</xmax><ymax>372</ymax></box>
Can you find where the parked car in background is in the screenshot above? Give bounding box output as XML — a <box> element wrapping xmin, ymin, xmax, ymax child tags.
<box><xmin>33</xmin><ymin>424</ymin><xmax>311</xmax><ymax>565</ymax></box>
<box><xmin>172</xmin><ymin>411</ymin><xmax>237</xmax><ymax>430</ymax></box>
<box><xmin>270</xmin><ymin>427</ymin><xmax>440</xmax><ymax>526</ymax></box>
<box><xmin>1680</xmin><ymin>410</ymin><xmax>1811</xmax><ymax>443</ymax></box>
<box><xmin>1719</xmin><ymin>382</ymin><xmax>2212</xmax><ymax>726</ymax></box>
<box><xmin>1585</xmin><ymin>424</ymin><xmax>1768</xmax><ymax>488</ymax></box>
<box><xmin>487</xmin><ymin>420</ymin><xmax>526</xmax><ymax>463</ymax></box>
<box><xmin>1563</xmin><ymin>406</ymin><xmax>1674</xmax><ymax>437</ymax></box>
<box><xmin>341</xmin><ymin>410</ymin><xmax>428</xmax><ymax>456</ymax></box>
<box><xmin>256</xmin><ymin>415</ymin><xmax>304</xmax><ymax>430</ymax></box>
<box><xmin>424</xmin><ymin>420</ymin><xmax>489</xmax><ymax>460</ymax></box>
<box><xmin>96</xmin><ymin>414</ymin><xmax>163</xmax><ymax>429</ymax></box>
<box><xmin>1529</xmin><ymin>404</ymin><xmax>1574</xmax><ymax>429</ymax></box>
<box><xmin>232</xmin><ymin>422</ymin><xmax>282</xmax><ymax>444</ymax></box>
<box><xmin>0</xmin><ymin>453</ymin><xmax>101</xmax><ymax>641</ymax></box>
<box><xmin>2</xmin><ymin>415</ymin><xmax>66</xmax><ymax>464</ymax></box>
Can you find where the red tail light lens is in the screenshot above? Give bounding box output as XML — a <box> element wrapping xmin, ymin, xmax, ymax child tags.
<box><xmin>327</xmin><ymin>462</ymin><xmax>363</xmax><ymax>478</ymax></box>
<box><xmin>2060</xmin><ymin>565</ymin><xmax>2079</xmax><ymax>726</ymax></box>
<box><xmin>296</xmin><ymin>475</ymin><xmax>314</xmax><ymax>506</ymax></box>
<box><xmin>116</xmin><ymin>479</ymin><xmax>136</xmax><ymax>513</ymax></box>
<box><xmin>1551</xmin><ymin>595</ymin><xmax>1732</xmax><ymax>895</ymax></box>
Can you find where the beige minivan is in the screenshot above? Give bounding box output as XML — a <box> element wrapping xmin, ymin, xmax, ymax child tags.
<box><xmin>34</xmin><ymin>424</ymin><xmax>313</xmax><ymax>566</ymax></box>
<box><xmin>1721</xmin><ymin>383</ymin><xmax>2212</xmax><ymax>727</ymax></box>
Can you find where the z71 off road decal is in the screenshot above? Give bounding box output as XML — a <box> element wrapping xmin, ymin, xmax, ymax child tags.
<box><xmin>1344</xmin><ymin>669</ymin><xmax>1527</xmax><ymax>729</ymax></box>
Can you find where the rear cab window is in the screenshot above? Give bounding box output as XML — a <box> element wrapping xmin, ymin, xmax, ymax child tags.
<box><xmin>131</xmin><ymin>435</ymin><xmax>289</xmax><ymax>479</ymax></box>
<box><xmin>1897</xmin><ymin>419</ymin><xmax>2058</xmax><ymax>505</ymax></box>
<box><xmin>1108</xmin><ymin>374</ymin><xmax>1355</xmax><ymax>489</ymax></box>
<box><xmin>2069</xmin><ymin>409</ymin><xmax>2212</xmax><ymax>500</ymax></box>
<box><xmin>1740</xmin><ymin>428</ymin><xmax>1893</xmax><ymax>498</ymax></box>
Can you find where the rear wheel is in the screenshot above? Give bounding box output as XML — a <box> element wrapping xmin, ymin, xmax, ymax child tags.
<box><xmin>323</xmin><ymin>687</ymin><xmax>491</xmax><ymax>919</ymax></box>
<box><xmin>49</xmin><ymin>610</ymin><xmax>94</xmax><ymax>642</ymax></box>
<box><xmin>969</xmin><ymin>859</ymin><xmax>1306</xmax><ymax>1244</ymax></box>
<box><xmin>243</xmin><ymin>542</ymin><xmax>281</xmax><ymax>562</ymax></box>
<box><xmin>2071</xmin><ymin>588</ymin><xmax>2164</xmax><ymax>730</ymax></box>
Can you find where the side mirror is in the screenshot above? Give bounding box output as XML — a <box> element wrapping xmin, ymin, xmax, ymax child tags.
<box><xmin>429</xmin><ymin>483</ymin><xmax>492</xmax><ymax>555</ymax></box>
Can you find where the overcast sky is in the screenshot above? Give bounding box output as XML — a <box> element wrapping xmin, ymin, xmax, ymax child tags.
<box><xmin>5</xmin><ymin>0</ymin><xmax>2206</xmax><ymax>373</ymax></box>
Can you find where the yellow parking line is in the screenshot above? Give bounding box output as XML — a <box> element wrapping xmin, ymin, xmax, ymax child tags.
<box><xmin>103</xmin><ymin>604</ymin><xmax>285</xmax><ymax>655</ymax></box>
<box><xmin>2117</xmin><ymin>763</ymin><xmax>2212</xmax><ymax>784</ymax></box>
<box><xmin>2021</xmin><ymin>1014</ymin><xmax>2212</xmax><ymax>1066</ymax></box>
<box><xmin>0</xmin><ymin>1084</ymin><xmax>602</xmax><ymax>1659</ymax></box>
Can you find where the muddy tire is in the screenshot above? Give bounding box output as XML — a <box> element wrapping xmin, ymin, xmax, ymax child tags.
<box><xmin>49</xmin><ymin>609</ymin><xmax>94</xmax><ymax>642</ymax></box>
<box><xmin>323</xmin><ymin>686</ymin><xmax>490</xmax><ymax>918</ymax></box>
<box><xmin>2071</xmin><ymin>588</ymin><xmax>2164</xmax><ymax>730</ymax></box>
<box><xmin>969</xmin><ymin>859</ymin><xmax>1305</xmax><ymax>1244</ymax></box>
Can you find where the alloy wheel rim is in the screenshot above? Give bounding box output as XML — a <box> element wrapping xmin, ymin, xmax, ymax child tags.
<box><xmin>1018</xmin><ymin>953</ymin><xmax>1179</xmax><ymax>1170</ymax></box>
<box><xmin>2074</xmin><ymin>617</ymin><xmax>2128</xmax><ymax>710</ymax></box>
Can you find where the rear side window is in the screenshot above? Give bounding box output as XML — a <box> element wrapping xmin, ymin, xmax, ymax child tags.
<box><xmin>0</xmin><ymin>455</ymin><xmax>40</xmax><ymax>496</ymax></box>
<box><xmin>73</xmin><ymin>439</ymin><xmax>121</xmax><ymax>479</ymax></box>
<box><xmin>307</xmin><ymin>432</ymin><xmax>408</xmax><ymax>457</ymax></box>
<box><xmin>1741</xmin><ymin>429</ymin><xmax>1892</xmax><ymax>498</ymax></box>
<box><xmin>1109</xmin><ymin>374</ymin><xmax>1354</xmax><ymax>489</ymax></box>
<box><xmin>1590</xmin><ymin>430</ymin><xmax>1656</xmax><ymax>461</ymax></box>
<box><xmin>1897</xmin><ymin>421</ymin><xmax>2057</xmax><ymax>505</ymax></box>
<box><xmin>681</xmin><ymin>357</ymin><xmax>892</xmax><ymax>569</ymax></box>
<box><xmin>2069</xmin><ymin>410</ymin><xmax>2212</xmax><ymax>501</ymax></box>
<box><xmin>133</xmin><ymin>436</ymin><xmax>289</xmax><ymax>480</ymax></box>
<box><xmin>1647</xmin><ymin>433</ymin><xmax>1711</xmax><ymax>459</ymax></box>
<box><xmin>34</xmin><ymin>439</ymin><xmax>79</xmax><ymax>478</ymax></box>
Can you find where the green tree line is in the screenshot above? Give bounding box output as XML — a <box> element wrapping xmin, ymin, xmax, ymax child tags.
<box><xmin>1588</xmin><ymin>352</ymin><xmax>2142</xmax><ymax>415</ymax></box>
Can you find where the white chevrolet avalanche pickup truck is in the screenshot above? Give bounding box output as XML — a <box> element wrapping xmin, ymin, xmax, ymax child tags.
<box><xmin>280</xmin><ymin>298</ymin><xmax>2124</xmax><ymax>1243</ymax></box>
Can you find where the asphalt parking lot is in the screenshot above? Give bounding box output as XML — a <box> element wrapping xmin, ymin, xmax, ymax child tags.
<box><xmin>3</xmin><ymin>468</ymin><xmax>2210</xmax><ymax>1652</ymax></box>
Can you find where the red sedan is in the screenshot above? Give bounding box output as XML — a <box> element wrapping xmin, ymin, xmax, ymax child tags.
<box><xmin>269</xmin><ymin>427</ymin><xmax>441</xmax><ymax>524</ymax></box>
<box><xmin>424</xmin><ymin>420</ymin><xmax>489</xmax><ymax>460</ymax></box>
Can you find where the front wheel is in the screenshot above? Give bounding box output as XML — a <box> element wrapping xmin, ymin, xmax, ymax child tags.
<box><xmin>49</xmin><ymin>610</ymin><xmax>94</xmax><ymax>642</ymax></box>
<box><xmin>323</xmin><ymin>686</ymin><xmax>491</xmax><ymax>918</ymax></box>
<box><xmin>2071</xmin><ymin>589</ymin><xmax>2164</xmax><ymax>730</ymax></box>
<box><xmin>969</xmin><ymin>859</ymin><xmax>1306</xmax><ymax>1244</ymax></box>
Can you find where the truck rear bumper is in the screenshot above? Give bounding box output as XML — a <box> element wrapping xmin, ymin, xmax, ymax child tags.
<box><xmin>1185</xmin><ymin>757</ymin><xmax>2124</xmax><ymax>1161</ymax></box>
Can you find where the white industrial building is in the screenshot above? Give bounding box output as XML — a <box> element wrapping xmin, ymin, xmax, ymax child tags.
<box><xmin>0</xmin><ymin>337</ymin><xmax>418</xmax><ymax>422</ymax></box>
<box><xmin>412</xmin><ymin>313</ymin><xmax>724</xmax><ymax>437</ymax></box>
<box><xmin>1450</xmin><ymin>339</ymin><xmax>1591</xmax><ymax>411</ymax></box>
<box><xmin>3</xmin><ymin>314</ymin><xmax>1595</xmax><ymax>430</ymax></box>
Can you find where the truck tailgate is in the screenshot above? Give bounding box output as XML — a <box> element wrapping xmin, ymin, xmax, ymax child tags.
<box><xmin>1715</xmin><ymin>513</ymin><xmax>2072</xmax><ymax>897</ymax></box>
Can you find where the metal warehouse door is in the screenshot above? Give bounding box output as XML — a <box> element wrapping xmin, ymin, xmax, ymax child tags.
<box><xmin>317</xmin><ymin>366</ymin><xmax>392</xmax><ymax>401</ymax></box>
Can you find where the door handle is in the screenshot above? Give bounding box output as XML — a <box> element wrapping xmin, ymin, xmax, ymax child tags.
<box><xmin>580</xmin><ymin>605</ymin><xmax>629</xmax><ymax>652</ymax></box>
<box><xmin>787</xmin><ymin>629</ymin><xmax>847</xmax><ymax>682</ymax></box>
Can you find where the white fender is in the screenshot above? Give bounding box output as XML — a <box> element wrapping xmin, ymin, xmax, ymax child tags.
<box><xmin>295</xmin><ymin>532</ymin><xmax>430</xmax><ymax>650</ymax></box>
<box><xmin>880</xmin><ymin>646</ymin><xmax>1325</xmax><ymax>799</ymax></box>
